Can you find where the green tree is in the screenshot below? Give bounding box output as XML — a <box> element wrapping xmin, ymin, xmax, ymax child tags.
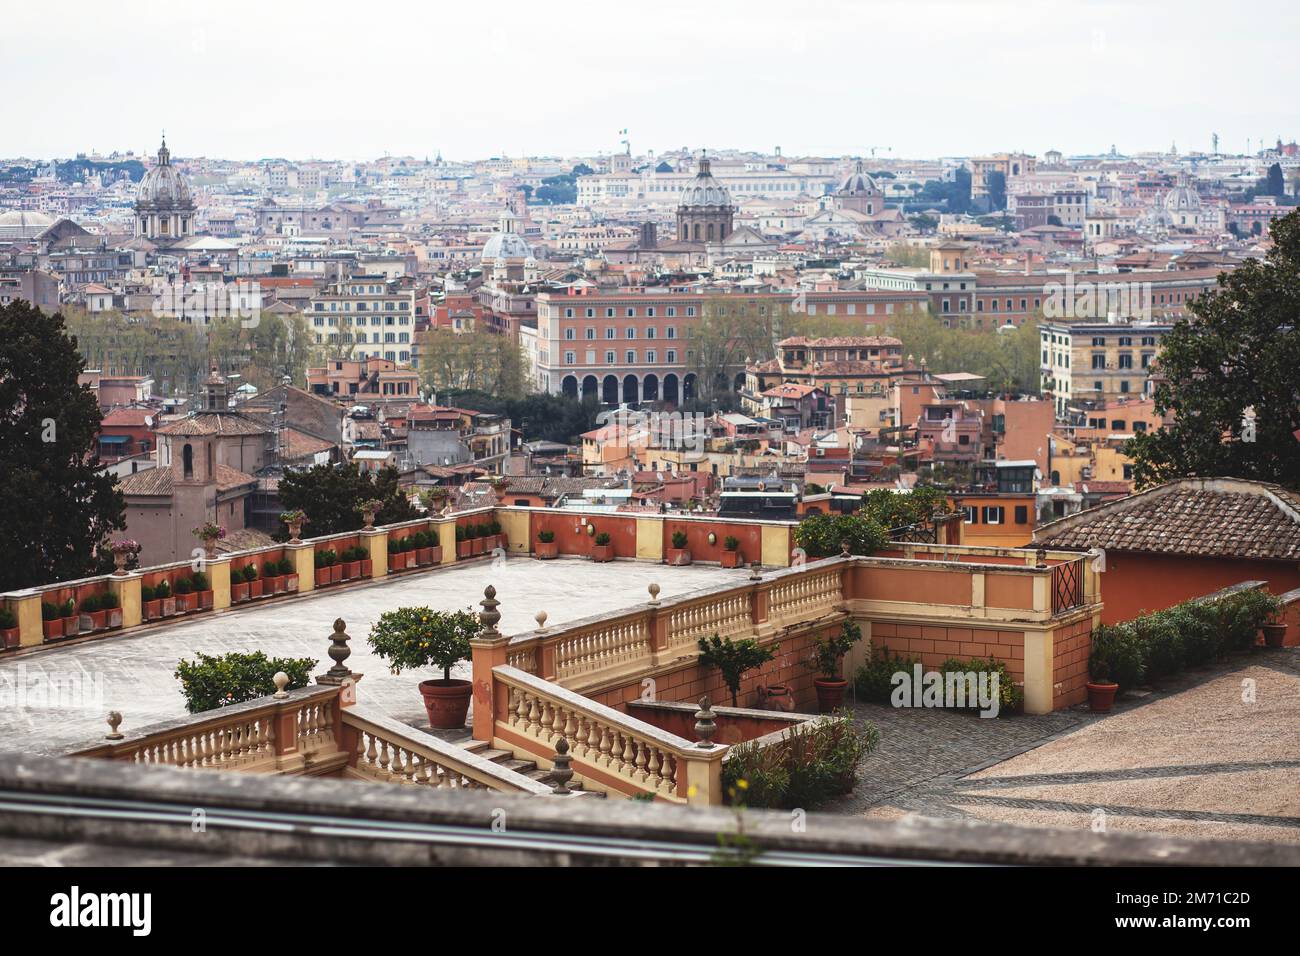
<box><xmin>1266</xmin><ymin>162</ymin><xmax>1285</xmax><ymax>197</ymax></box>
<box><xmin>419</xmin><ymin>328</ymin><xmax>527</xmax><ymax>398</ymax></box>
<box><xmin>1128</xmin><ymin>209</ymin><xmax>1300</xmax><ymax>489</ymax></box>
<box><xmin>0</xmin><ymin>301</ymin><xmax>126</xmax><ymax>590</ymax></box>
<box><xmin>276</xmin><ymin>464</ymin><xmax>416</xmax><ymax>537</ymax></box>
<box><xmin>697</xmin><ymin>634</ymin><xmax>778</xmax><ymax>707</ymax></box>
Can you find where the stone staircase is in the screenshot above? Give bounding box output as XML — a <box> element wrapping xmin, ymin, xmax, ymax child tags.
<box><xmin>457</xmin><ymin>735</ymin><xmax>605</xmax><ymax>797</ymax></box>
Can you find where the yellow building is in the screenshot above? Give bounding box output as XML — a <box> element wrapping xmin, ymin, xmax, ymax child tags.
<box><xmin>1040</xmin><ymin>320</ymin><xmax>1171</xmax><ymax>416</ymax></box>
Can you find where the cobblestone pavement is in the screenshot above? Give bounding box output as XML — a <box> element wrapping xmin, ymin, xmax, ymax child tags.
<box><xmin>826</xmin><ymin>648</ymin><xmax>1300</xmax><ymax>845</ymax></box>
<box><xmin>0</xmin><ymin>557</ymin><xmax>736</xmax><ymax>755</ymax></box>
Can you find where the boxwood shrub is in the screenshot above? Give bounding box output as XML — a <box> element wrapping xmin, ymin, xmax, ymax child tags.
<box><xmin>721</xmin><ymin>714</ymin><xmax>879</xmax><ymax>810</ymax></box>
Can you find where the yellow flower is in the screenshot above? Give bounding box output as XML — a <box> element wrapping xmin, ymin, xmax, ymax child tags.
<box><xmin>687</xmin><ymin>784</ymin><xmax>698</xmax><ymax>798</ymax></box>
<box><xmin>736</xmin><ymin>779</ymin><xmax>749</xmax><ymax>790</ymax></box>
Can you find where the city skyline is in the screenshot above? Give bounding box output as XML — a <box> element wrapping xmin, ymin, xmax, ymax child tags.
<box><xmin>5</xmin><ymin>0</ymin><xmax>1297</xmax><ymax>162</ymax></box>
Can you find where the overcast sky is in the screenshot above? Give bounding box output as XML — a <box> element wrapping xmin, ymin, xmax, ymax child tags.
<box><xmin>5</xmin><ymin>0</ymin><xmax>1296</xmax><ymax>162</ymax></box>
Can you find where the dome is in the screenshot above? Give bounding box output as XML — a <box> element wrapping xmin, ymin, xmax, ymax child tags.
<box><xmin>678</xmin><ymin>156</ymin><xmax>733</xmax><ymax>209</ymax></box>
<box><xmin>481</xmin><ymin>231</ymin><xmax>532</xmax><ymax>261</ymax></box>
<box><xmin>837</xmin><ymin>159</ymin><xmax>878</xmax><ymax>196</ymax></box>
<box><xmin>1163</xmin><ymin>182</ymin><xmax>1201</xmax><ymax>212</ymax></box>
<box><xmin>0</xmin><ymin>210</ymin><xmax>54</xmax><ymax>238</ymax></box>
<box><xmin>135</xmin><ymin>138</ymin><xmax>194</xmax><ymax>209</ymax></box>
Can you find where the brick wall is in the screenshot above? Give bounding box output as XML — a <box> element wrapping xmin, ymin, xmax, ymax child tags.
<box><xmin>870</xmin><ymin>622</ymin><xmax>1027</xmax><ymax>687</ymax></box>
<box><xmin>1051</xmin><ymin>615</ymin><xmax>1094</xmax><ymax>709</ymax></box>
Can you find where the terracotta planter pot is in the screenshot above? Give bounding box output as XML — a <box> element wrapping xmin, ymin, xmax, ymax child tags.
<box><xmin>471</xmin><ymin>538</ymin><xmax>486</xmax><ymax>556</ymax></box>
<box><xmin>197</xmin><ymin>590</ymin><xmax>213</xmax><ymax>610</ymax></box>
<box><xmin>419</xmin><ymin>679</ymin><xmax>473</xmax><ymax>729</ymax></box>
<box><xmin>144</xmin><ymin>599</ymin><xmax>162</xmax><ymax>620</ymax></box>
<box><xmin>813</xmin><ymin>677</ymin><xmax>848</xmax><ymax>713</ymax></box>
<box><xmin>232</xmin><ymin>582</ymin><xmax>249</xmax><ymax>603</ymax></box>
<box><xmin>456</xmin><ymin>541</ymin><xmax>471</xmax><ymax>559</ymax></box>
<box><xmin>248</xmin><ymin>581</ymin><xmax>264</xmax><ymax>599</ymax></box>
<box><xmin>264</xmin><ymin>575</ymin><xmax>284</xmax><ymax>594</ymax></box>
<box><xmin>62</xmin><ymin>615</ymin><xmax>80</xmax><ymax>636</ymax></box>
<box><xmin>591</xmin><ymin>543</ymin><xmax>614</xmax><ymax>563</ymax></box>
<box><xmin>667</xmin><ymin>548</ymin><xmax>692</xmax><ymax>566</ymax></box>
<box><xmin>284</xmin><ymin>574</ymin><xmax>299</xmax><ymax>593</ymax></box>
<box><xmin>535</xmin><ymin>540</ymin><xmax>558</xmax><ymax>559</ymax></box>
<box><xmin>1086</xmin><ymin>681</ymin><xmax>1119</xmax><ymax>713</ymax></box>
<box><xmin>359</xmin><ymin>559</ymin><xmax>373</xmax><ymax>578</ymax></box>
<box><xmin>315</xmin><ymin>568</ymin><xmax>331</xmax><ymax>587</ymax></box>
<box><xmin>2</xmin><ymin>627</ymin><xmax>19</xmax><ymax>649</ymax></box>
<box><xmin>329</xmin><ymin>565</ymin><xmax>343</xmax><ymax>584</ymax></box>
<box><xmin>160</xmin><ymin>597</ymin><xmax>176</xmax><ymax>617</ymax></box>
<box><xmin>343</xmin><ymin>561</ymin><xmax>361</xmax><ymax>580</ymax></box>
<box><xmin>42</xmin><ymin>619</ymin><xmax>63</xmax><ymax>640</ymax></box>
<box><xmin>425</xmin><ymin>549</ymin><xmax>440</xmax><ymax>566</ymax></box>
<box><xmin>175</xmin><ymin>594</ymin><xmax>195</xmax><ymax>613</ymax></box>
<box><xmin>1261</xmin><ymin>623</ymin><xmax>1287</xmax><ymax>648</ymax></box>
<box><xmin>81</xmin><ymin>610</ymin><xmax>108</xmax><ymax>631</ymax></box>
<box><xmin>107</xmin><ymin>609</ymin><xmax>123</xmax><ymax>629</ymax></box>
<box><xmin>720</xmin><ymin>550</ymin><xmax>743</xmax><ymax>568</ymax></box>
<box><xmin>757</xmin><ymin>683</ymin><xmax>796</xmax><ymax>712</ymax></box>
<box><xmin>416</xmin><ymin>548</ymin><xmax>433</xmax><ymax>566</ymax></box>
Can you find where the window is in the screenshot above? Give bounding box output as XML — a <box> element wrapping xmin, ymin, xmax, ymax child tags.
<box><xmin>585</xmin><ymin>328</ymin><xmax>595</xmax><ymax>340</ymax></box>
<box><xmin>982</xmin><ymin>506</ymin><xmax>1004</xmax><ymax>524</ymax></box>
<box><xmin>605</xmin><ymin>350</ymin><xmax>615</xmax><ymax>364</ymax></box>
<box><xmin>667</xmin><ymin>326</ymin><xmax>677</xmax><ymax>339</ymax></box>
<box><xmin>963</xmin><ymin>506</ymin><xmax>978</xmax><ymax>524</ymax></box>
<box><xmin>565</xmin><ymin>328</ymin><xmax>575</xmax><ymax>340</ymax></box>
<box><xmin>626</xmin><ymin>328</ymin><xmax>636</xmax><ymax>339</ymax></box>
<box><xmin>666</xmin><ymin>349</ymin><xmax>676</xmax><ymax>363</ymax></box>
<box><xmin>606</xmin><ymin>328</ymin><xmax>616</xmax><ymax>339</ymax></box>
<box><xmin>1092</xmin><ymin>354</ymin><xmax>1106</xmax><ymax>369</ymax></box>
<box><xmin>1118</xmin><ymin>353</ymin><xmax>1133</xmax><ymax>369</ymax></box>
<box><xmin>565</xmin><ymin>351</ymin><xmax>575</xmax><ymax>364</ymax></box>
<box><xmin>626</xmin><ymin>350</ymin><xmax>635</xmax><ymax>363</ymax></box>
<box><xmin>1014</xmin><ymin>505</ymin><xmax>1028</xmax><ymax>524</ymax></box>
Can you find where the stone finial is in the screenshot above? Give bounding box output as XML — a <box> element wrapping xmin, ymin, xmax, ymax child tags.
<box><xmin>105</xmin><ymin>711</ymin><xmax>124</xmax><ymax>740</ymax></box>
<box><xmin>551</xmin><ymin>737</ymin><xmax>574</xmax><ymax>795</ymax></box>
<box><xmin>273</xmin><ymin>671</ymin><xmax>290</xmax><ymax>698</ymax></box>
<box><xmin>840</xmin><ymin>538</ymin><xmax>852</xmax><ymax>557</ymax></box>
<box><xmin>694</xmin><ymin>696</ymin><xmax>717</xmax><ymax>748</ymax></box>
<box><xmin>535</xmin><ymin>610</ymin><xmax>548</xmax><ymax>632</ymax></box>
<box><xmin>325</xmin><ymin>618</ymin><xmax>353</xmax><ymax>680</ymax></box>
<box><xmin>1035</xmin><ymin>548</ymin><xmax>1048</xmax><ymax>569</ymax></box>
<box><xmin>647</xmin><ymin>582</ymin><xmax>661</xmax><ymax>605</ymax></box>
<box><xmin>479</xmin><ymin>585</ymin><xmax>501</xmax><ymax>639</ymax></box>
<box><xmin>749</xmin><ymin>561</ymin><xmax>762</xmax><ymax>580</ymax></box>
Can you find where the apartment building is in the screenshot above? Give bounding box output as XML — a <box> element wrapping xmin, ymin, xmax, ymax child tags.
<box><xmin>306</xmin><ymin>356</ymin><xmax>419</xmax><ymax>399</ymax></box>
<box><xmin>307</xmin><ymin>275</ymin><xmax>417</xmax><ymax>363</ymax></box>
<box><xmin>1040</xmin><ymin>320</ymin><xmax>1172</xmax><ymax>416</ymax></box>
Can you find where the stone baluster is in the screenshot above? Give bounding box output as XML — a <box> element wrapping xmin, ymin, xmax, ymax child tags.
<box><xmin>551</xmin><ymin>737</ymin><xmax>574</xmax><ymax>795</ymax></box>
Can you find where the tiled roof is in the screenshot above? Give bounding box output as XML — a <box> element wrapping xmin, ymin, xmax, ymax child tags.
<box><xmin>118</xmin><ymin>464</ymin><xmax>256</xmax><ymax>497</ymax></box>
<box><xmin>500</xmin><ymin>476</ymin><xmax>622</xmax><ymax>498</ymax></box>
<box><xmin>1034</xmin><ymin>478</ymin><xmax>1300</xmax><ymax>561</ymax></box>
<box><xmin>156</xmin><ymin>413</ymin><xmax>269</xmax><ymax>437</ymax></box>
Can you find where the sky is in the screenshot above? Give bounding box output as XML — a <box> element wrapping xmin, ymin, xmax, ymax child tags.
<box><xmin>4</xmin><ymin>0</ymin><xmax>1297</xmax><ymax>163</ymax></box>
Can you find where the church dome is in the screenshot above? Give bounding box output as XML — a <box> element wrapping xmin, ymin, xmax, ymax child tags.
<box><xmin>0</xmin><ymin>209</ymin><xmax>54</xmax><ymax>238</ymax></box>
<box><xmin>837</xmin><ymin>160</ymin><xmax>878</xmax><ymax>196</ymax></box>
<box><xmin>136</xmin><ymin>138</ymin><xmax>194</xmax><ymax>209</ymax></box>
<box><xmin>481</xmin><ymin>231</ymin><xmax>532</xmax><ymax>261</ymax></box>
<box><xmin>1162</xmin><ymin>180</ymin><xmax>1201</xmax><ymax>212</ymax></box>
<box><xmin>678</xmin><ymin>156</ymin><xmax>733</xmax><ymax>209</ymax></box>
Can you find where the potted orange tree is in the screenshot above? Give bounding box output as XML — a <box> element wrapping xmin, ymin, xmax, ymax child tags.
<box><xmin>808</xmin><ymin>620</ymin><xmax>862</xmax><ymax>712</ymax></box>
<box><xmin>591</xmin><ymin>531</ymin><xmax>614</xmax><ymax>562</ymax></box>
<box><xmin>368</xmin><ymin>606</ymin><xmax>478</xmax><ymax>729</ymax></box>
<box><xmin>720</xmin><ymin>535</ymin><xmax>743</xmax><ymax>568</ymax></box>
<box><xmin>535</xmin><ymin>529</ymin><xmax>558</xmax><ymax>559</ymax></box>
<box><xmin>667</xmin><ymin>530</ymin><xmax>692</xmax><ymax>566</ymax></box>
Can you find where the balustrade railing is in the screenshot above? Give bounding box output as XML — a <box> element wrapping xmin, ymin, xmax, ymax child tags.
<box><xmin>494</xmin><ymin>665</ymin><xmax>721</xmax><ymax>802</ymax></box>
<box><xmin>666</xmin><ymin>590</ymin><xmax>751</xmax><ymax>649</ymax></box>
<box><xmin>769</xmin><ymin>565</ymin><xmax>843</xmax><ymax>623</ymax></box>
<box><xmin>552</xmin><ymin>613</ymin><xmax>652</xmax><ymax>681</ymax></box>
<box><xmin>342</xmin><ymin>706</ymin><xmax>552</xmax><ymax>793</ymax></box>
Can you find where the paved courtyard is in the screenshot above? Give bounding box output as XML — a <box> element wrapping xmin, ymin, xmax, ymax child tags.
<box><xmin>828</xmin><ymin>647</ymin><xmax>1300</xmax><ymax>845</ymax></box>
<box><xmin>0</xmin><ymin>557</ymin><xmax>736</xmax><ymax>755</ymax></box>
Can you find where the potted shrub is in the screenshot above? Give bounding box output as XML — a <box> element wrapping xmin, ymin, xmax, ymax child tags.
<box><xmin>237</xmin><ymin>564</ymin><xmax>258</xmax><ymax>599</ymax></box>
<box><xmin>470</xmin><ymin>523</ymin><xmax>487</xmax><ymax>556</ymax></box>
<box><xmin>367</xmin><ymin>606</ymin><xmax>478</xmax><ymax>729</ymax></box>
<box><xmin>262</xmin><ymin>560</ymin><xmax>284</xmax><ymax>594</ymax></box>
<box><xmin>592</xmin><ymin>531</ymin><xmax>614</xmax><ymax>562</ymax></box>
<box><xmin>141</xmin><ymin>584</ymin><xmax>160</xmax><ymax>620</ymax></box>
<box><xmin>101</xmin><ymin>591</ymin><xmax>122</xmax><ymax>628</ymax></box>
<box><xmin>280</xmin><ymin>509</ymin><xmax>307</xmax><ymax>543</ymax></box>
<box><xmin>342</xmin><ymin>545</ymin><xmax>362</xmax><ymax>580</ymax></box>
<box><xmin>667</xmin><ymin>529</ymin><xmax>692</xmax><ymax>566</ymax></box>
<box><xmin>60</xmin><ymin>598</ymin><xmax>79</xmax><ymax>636</ymax></box>
<box><xmin>808</xmin><ymin>621</ymin><xmax>862</xmax><ymax>713</ymax></box>
<box><xmin>426</xmin><ymin>533</ymin><xmax>442</xmax><ymax>566</ymax></box>
<box><xmin>231</xmin><ymin>567</ymin><xmax>250</xmax><ymax>603</ymax></box>
<box><xmin>80</xmin><ymin>593</ymin><xmax>107</xmax><ymax>632</ymax></box>
<box><xmin>1249</xmin><ymin>591</ymin><xmax>1288</xmax><ymax>648</ymax></box>
<box><xmin>698</xmin><ymin>633</ymin><xmax>778</xmax><ymax>707</ymax></box>
<box><xmin>41</xmin><ymin>602</ymin><xmax>63</xmax><ymax>640</ymax></box>
<box><xmin>489</xmin><ymin>518</ymin><xmax>504</xmax><ymax>551</ymax></box>
<box><xmin>416</xmin><ymin>531</ymin><xmax>435</xmax><ymax>567</ymax></box>
<box><xmin>328</xmin><ymin>549</ymin><xmax>344</xmax><ymax>584</ymax></box>
<box><xmin>314</xmin><ymin>550</ymin><xmax>332</xmax><ymax>587</ymax></box>
<box><xmin>536</xmin><ymin>529</ymin><xmax>558</xmax><ymax>559</ymax></box>
<box><xmin>386</xmin><ymin>537</ymin><xmax>403</xmax><ymax>571</ymax></box>
<box><xmin>174</xmin><ymin>576</ymin><xmax>195</xmax><ymax>613</ymax></box>
<box><xmin>455</xmin><ymin>525</ymin><xmax>471</xmax><ymax>560</ymax></box>
<box><xmin>0</xmin><ymin>607</ymin><xmax>19</xmax><ymax>648</ymax></box>
<box><xmin>156</xmin><ymin>579</ymin><xmax>175</xmax><ymax>617</ymax></box>
<box><xmin>191</xmin><ymin>571</ymin><xmax>213</xmax><ymax>609</ymax></box>
<box><xmin>721</xmin><ymin>535</ymin><xmax>743</xmax><ymax>568</ymax></box>
<box><xmin>1086</xmin><ymin>624</ymin><xmax>1143</xmax><ymax>712</ymax></box>
<box><xmin>279</xmin><ymin>556</ymin><xmax>298</xmax><ymax>592</ymax></box>
<box><xmin>357</xmin><ymin>545</ymin><xmax>373</xmax><ymax>578</ymax></box>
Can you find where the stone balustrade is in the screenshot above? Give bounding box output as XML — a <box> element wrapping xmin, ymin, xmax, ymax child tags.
<box><xmin>492</xmin><ymin>665</ymin><xmax>726</xmax><ymax>804</ymax></box>
<box><xmin>340</xmin><ymin>705</ymin><xmax>554</xmax><ymax>793</ymax></box>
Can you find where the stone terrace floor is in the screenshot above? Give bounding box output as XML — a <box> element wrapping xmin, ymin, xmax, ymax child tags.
<box><xmin>0</xmin><ymin>556</ymin><xmax>737</xmax><ymax>755</ymax></box>
<box><xmin>826</xmin><ymin>646</ymin><xmax>1300</xmax><ymax>845</ymax></box>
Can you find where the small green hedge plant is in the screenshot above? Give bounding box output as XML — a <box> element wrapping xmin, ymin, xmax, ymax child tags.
<box><xmin>174</xmin><ymin>651</ymin><xmax>315</xmax><ymax>713</ymax></box>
